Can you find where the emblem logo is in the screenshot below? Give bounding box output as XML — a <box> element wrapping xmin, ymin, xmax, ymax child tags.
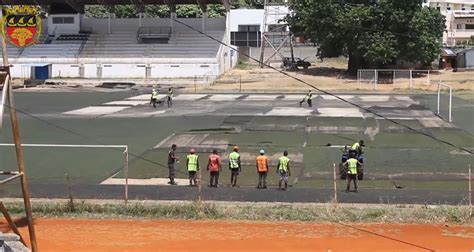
<box><xmin>1</xmin><ymin>5</ymin><xmax>42</xmax><ymax>47</ymax></box>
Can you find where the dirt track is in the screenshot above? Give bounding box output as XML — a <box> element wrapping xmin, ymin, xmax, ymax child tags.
<box><xmin>2</xmin><ymin>218</ymin><xmax>473</xmax><ymax>251</ymax></box>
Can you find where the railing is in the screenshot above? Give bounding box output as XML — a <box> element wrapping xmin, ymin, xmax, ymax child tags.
<box><xmin>137</xmin><ymin>27</ymin><xmax>172</xmax><ymax>42</ymax></box>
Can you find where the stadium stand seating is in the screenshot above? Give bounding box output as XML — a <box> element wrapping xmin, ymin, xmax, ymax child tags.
<box><xmin>80</xmin><ymin>29</ymin><xmax>223</xmax><ymax>58</ymax></box>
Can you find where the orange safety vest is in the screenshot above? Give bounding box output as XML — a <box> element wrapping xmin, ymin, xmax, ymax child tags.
<box><xmin>256</xmin><ymin>155</ymin><xmax>268</xmax><ymax>172</ymax></box>
<box><xmin>208</xmin><ymin>154</ymin><xmax>220</xmax><ymax>172</ymax></box>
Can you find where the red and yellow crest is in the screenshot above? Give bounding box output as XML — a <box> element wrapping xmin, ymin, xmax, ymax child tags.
<box><xmin>1</xmin><ymin>5</ymin><xmax>42</xmax><ymax>47</ymax></box>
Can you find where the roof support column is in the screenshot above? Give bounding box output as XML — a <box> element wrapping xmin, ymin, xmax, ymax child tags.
<box><xmin>169</xmin><ymin>4</ymin><xmax>176</xmax><ymax>30</ymax></box>
<box><xmin>197</xmin><ymin>2</ymin><xmax>207</xmax><ymax>32</ymax></box>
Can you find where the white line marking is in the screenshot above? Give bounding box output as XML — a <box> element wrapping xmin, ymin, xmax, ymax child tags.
<box><xmin>63</xmin><ymin>106</ymin><xmax>129</xmax><ymax>115</ymax></box>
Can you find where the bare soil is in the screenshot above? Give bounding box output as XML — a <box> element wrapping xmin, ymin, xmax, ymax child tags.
<box><xmin>199</xmin><ymin>59</ymin><xmax>474</xmax><ymax>93</ymax></box>
<box><xmin>2</xmin><ymin>218</ymin><xmax>473</xmax><ymax>251</ymax></box>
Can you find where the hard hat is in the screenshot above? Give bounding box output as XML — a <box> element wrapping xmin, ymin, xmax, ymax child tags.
<box><xmin>233</xmin><ymin>146</ymin><xmax>239</xmax><ymax>151</ymax></box>
<box><xmin>190</xmin><ymin>148</ymin><xmax>195</xmax><ymax>154</ymax></box>
<box><xmin>260</xmin><ymin>149</ymin><xmax>265</xmax><ymax>154</ymax></box>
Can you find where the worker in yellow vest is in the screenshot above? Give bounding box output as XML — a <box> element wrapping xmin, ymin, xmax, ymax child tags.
<box><xmin>256</xmin><ymin>149</ymin><xmax>269</xmax><ymax>189</ymax></box>
<box><xmin>229</xmin><ymin>146</ymin><xmax>241</xmax><ymax>187</ymax></box>
<box><xmin>150</xmin><ymin>89</ymin><xmax>158</xmax><ymax>108</ymax></box>
<box><xmin>276</xmin><ymin>150</ymin><xmax>291</xmax><ymax>191</ymax></box>
<box><xmin>342</xmin><ymin>152</ymin><xmax>363</xmax><ymax>192</ymax></box>
<box><xmin>186</xmin><ymin>149</ymin><xmax>199</xmax><ymax>187</ymax></box>
<box><xmin>351</xmin><ymin>140</ymin><xmax>364</xmax><ymax>157</ymax></box>
<box><xmin>167</xmin><ymin>87</ymin><xmax>173</xmax><ymax>107</ymax></box>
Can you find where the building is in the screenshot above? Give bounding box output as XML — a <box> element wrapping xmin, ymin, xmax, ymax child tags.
<box><xmin>1</xmin><ymin>0</ymin><xmax>235</xmax><ymax>81</ymax></box>
<box><xmin>456</xmin><ymin>47</ymin><xmax>474</xmax><ymax>68</ymax></box>
<box><xmin>423</xmin><ymin>0</ymin><xmax>474</xmax><ymax>46</ymax></box>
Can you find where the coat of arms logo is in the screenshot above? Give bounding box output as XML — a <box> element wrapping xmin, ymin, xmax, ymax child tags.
<box><xmin>1</xmin><ymin>5</ymin><xmax>42</xmax><ymax>47</ymax></box>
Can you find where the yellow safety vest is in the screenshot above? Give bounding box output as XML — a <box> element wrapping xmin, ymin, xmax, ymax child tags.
<box><xmin>151</xmin><ymin>91</ymin><xmax>158</xmax><ymax>99</ymax></box>
<box><xmin>278</xmin><ymin>156</ymin><xmax>290</xmax><ymax>172</ymax></box>
<box><xmin>347</xmin><ymin>158</ymin><xmax>358</xmax><ymax>175</ymax></box>
<box><xmin>229</xmin><ymin>152</ymin><xmax>240</xmax><ymax>169</ymax></box>
<box><xmin>187</xmin><ymin>154</ymin><xmax>198</xmax><ymax>171</ymax></box>
<box><xmin>351</xmin><ymin>142</ymin><xmax>360</xmax><ymax>150</ymax></box>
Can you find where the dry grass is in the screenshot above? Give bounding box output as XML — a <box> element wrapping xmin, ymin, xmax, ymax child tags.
<box><xmin>188</xmin><ymin>58</ymin><xmax>474</xmax><ymax>93</ymax></box>
<box><xmin>2</xmin><ymin>199</ymin><xmax>472</xmax><ymax>225</ymax></box>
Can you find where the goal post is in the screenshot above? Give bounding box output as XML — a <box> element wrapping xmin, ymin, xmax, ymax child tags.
<box><xmin>436</xmin><ymin>82</ymin><xmax>453</xmax><ymax>122</ymax></box>
<box><xmin>0</xmin><ymin>143</ymin><xmax>130</xmax><ymax>202</ymax></box>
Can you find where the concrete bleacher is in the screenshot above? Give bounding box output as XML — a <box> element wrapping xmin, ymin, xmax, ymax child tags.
<box><xmin>80</xmin><ymin>30</ymin><xmax>223</xmax><ymax>58</ymax></box>
<box><xmin>0</xmin><ymin>39</ymin><xmax>24</xmax><ymax>58</ymax></box>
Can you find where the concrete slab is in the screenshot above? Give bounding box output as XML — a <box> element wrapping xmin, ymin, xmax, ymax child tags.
<box><xmin>359</xmin><ymin>95</ymin><xmax>390</xmax><ymax>102</ymax></box>
<box><xmin>419</xmin><ymin>118</ymin><xmax>454</xmax><ymax>128</ymax></box>
<box><xmin>282</xmin><ymin>95</ymin><xmax>304</xmax><ymax>101</ymax></box>
<box><xmin>127</xmin><ymin>94</ymin><xmax>166</xmax><ymax>100</ymax></box>
<box><xmin>317</xmin><ymin>108</ymin><xmax>363</xmax><ymax>118</ymax></box>
<box><xmin>154</xmin><ymin>133</ymin><xmax>210</xmax><ymax>149</ymax></box>
<box><xmin>208</xmin><ymin>94</ymin><xmax>243</xmax><ymax>101</ymax></box>
<box><xmin>101</xmin><ymin>178</ymin><xmax>190</xmax><ymax>186</ymax></box>
<box><xmin>243</xmin><ymin>95</ymin><xmax>279</xmax><ymax>101</ymax></box>
<box><xmin>63</xmin><ymin>106</ymin><xmax>129</xmax><ymax>115</ymax></box>
<box><xmin>320</xmin><ymin>95</ymin><xmax>354</xmax><ymax>100</ymax></box>
<box><xmin>104</xmin><ymin>100</ymin><xmax>147</xmax><ymax>106</ymax></box>
<box><xmin>173</xmin><ymin>94</ymin><xmax>207</xmax><ymax>101</ymax></box>
<box><xmin>264</xmin><ymin>107</ymin><xmax>313</xmax><ymax>116</ymax></box>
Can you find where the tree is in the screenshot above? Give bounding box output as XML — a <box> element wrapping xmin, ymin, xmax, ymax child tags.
<box><xmin>286</xmin><ymin>0</ymin><xmax>445</xmax><ymax>73</ymax></box>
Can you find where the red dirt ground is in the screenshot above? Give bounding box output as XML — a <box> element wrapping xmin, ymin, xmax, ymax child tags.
<box><xmin>1</xmin><ymin>218</ymin><xmax>473</xmax><ymax>252</ymax></box>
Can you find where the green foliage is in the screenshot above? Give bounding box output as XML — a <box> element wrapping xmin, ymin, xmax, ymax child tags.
<box><xmin>85</xmin><ymin>4</ymin><xmax>225</xmax><ymax>18</ymax></box>
<box><xmin>286</xmin><ymin>0</ymin><xmax>446</xmax><ymax>73</ymax></box>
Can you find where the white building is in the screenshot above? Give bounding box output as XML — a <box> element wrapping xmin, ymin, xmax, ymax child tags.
<box><xmin>423</xmin><ymin>0</ymin><xmax>474</xmax><ymax>46</ymax></box>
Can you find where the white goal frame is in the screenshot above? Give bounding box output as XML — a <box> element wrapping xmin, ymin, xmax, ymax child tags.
<box><xmin>0</xmin><ymin>143</ymin><xmax>130</xmax><ymax>202</ymax></box>
<box><xmin>436</xmin><ymin>82</ymin><xmax>453</xmax><ymax>122</ymax></box>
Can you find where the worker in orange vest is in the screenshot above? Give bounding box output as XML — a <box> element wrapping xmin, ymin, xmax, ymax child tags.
<box><xmin>256</xmin><ymin>149</ymin><xmax>269</xmax><ymax>189</ymax></box>
<box><xmin>207</xmin><ymin>149</ymin><xmax>222</xmax><ymax>188</ymax></box>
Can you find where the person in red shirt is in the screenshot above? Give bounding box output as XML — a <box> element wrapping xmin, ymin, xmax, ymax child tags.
<box><xmin>207</xmin><ymin>149</ymin><xmax>222</xmax><ymax>188</ymax></box>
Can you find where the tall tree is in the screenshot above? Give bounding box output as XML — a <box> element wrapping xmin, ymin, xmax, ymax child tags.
<box><xmin>286</xmin><ymin>0</ymin><xmax>445</xmax><ymax>73</ymax></box>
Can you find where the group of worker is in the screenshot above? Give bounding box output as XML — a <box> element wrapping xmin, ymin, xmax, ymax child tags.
<box><xmin>151</xmin><ymin>88</ymin><xmax>314</xmax><ymax>108</ymax></box>
<box><xmin>167</xmin><ymin>145</ymin><xmax>292</xmax><ymax>191</ymax></box>
<box><xmin>150</xmin><ymin>87</ymin><xmax>173</xmax><ymax>108</ymax></box>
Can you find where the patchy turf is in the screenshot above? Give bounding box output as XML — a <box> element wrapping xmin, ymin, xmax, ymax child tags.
<box><xmin>0</xmin><ymin>91</ymin><xmax>472</xmax><ymax>201</ymax></box>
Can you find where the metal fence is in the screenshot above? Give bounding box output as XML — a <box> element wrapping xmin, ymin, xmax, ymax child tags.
<box><xmin>357</xmin><ymin>69</ymin><xmax>432</xmax><ymax>90</ymax></box>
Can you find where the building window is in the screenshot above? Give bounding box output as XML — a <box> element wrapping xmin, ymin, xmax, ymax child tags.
<box><xmin>466</xmin><ymin>24</ymin><xmax>474</xmax><ymax>30</ymax></box>
<box><xmin>52</xmin><ymin>16</ymin><xmax>74</xmax><ymax>24</ymax></box>
<box><xmin>457</xmin><ymin>24</ymin><xmax>462</xmax><ymax>29</ymax></box>
<box><xmin>446</xmin><ymin>7</ymin><xmax>451</xmax><ymax>11</ymax></box>
<box><xmin>238</xmin><ymin>25</ymin><xmax>260</xmax><ymax>32</ymax></box>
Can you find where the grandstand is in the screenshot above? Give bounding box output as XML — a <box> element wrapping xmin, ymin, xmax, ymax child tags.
<box><xmin>1</xmin><ymin>0</ymin><xmax>232</xmax><ymax>80</ymax></box>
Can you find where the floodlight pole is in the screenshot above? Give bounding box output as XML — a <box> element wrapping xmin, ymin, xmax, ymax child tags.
<box><xmin>1</xmin><ymin>9</ymin><xmax>38</xmax><ymax>252</ymax></box>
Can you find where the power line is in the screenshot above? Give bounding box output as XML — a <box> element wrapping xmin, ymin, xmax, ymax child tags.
<box><xmin>170</xmin><ymin>18</ymin><xmax>472</xmax><ymax>155</ymax></box>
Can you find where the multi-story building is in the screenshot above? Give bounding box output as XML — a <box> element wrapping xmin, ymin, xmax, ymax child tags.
<box><xmin>423</xmin><ymin>0</ymin><xmax>474</xmax><ymax>46</ymax></box>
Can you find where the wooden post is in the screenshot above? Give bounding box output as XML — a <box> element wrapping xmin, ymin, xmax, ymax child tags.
<box><xmin>2</xmin><ymin>25</ymin><xmax>38</xmax><ymax>250</ymax></box>
<box><xmin>333</xmin><ymin>163</ymin><xmax>337</xmax><ymax>203</ymax></box>
<box><xmin>198</xmin><ymin>167</ymin><xmax>202</xmax><ymax>202</ymax></box>
<box><xmin>0</xmin><ymin>202</ymin><xmax>27</xmax><ymax>245</ymax></box>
